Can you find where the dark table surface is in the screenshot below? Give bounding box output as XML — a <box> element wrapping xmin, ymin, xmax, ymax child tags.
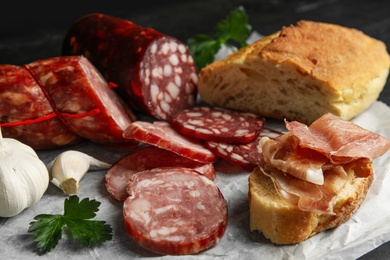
<box><xmin>1</xmin><ymin>1</ymin><xmax>389</xmax><ymax>259</ymax></box>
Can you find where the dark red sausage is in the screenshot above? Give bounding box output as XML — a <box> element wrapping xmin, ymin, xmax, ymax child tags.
<box><xmin>28</xmin><ymin>56</ymin><xmax>138</xmax><ymax>147</ymax></box>
<box><xmin>205</xmin><ymin>128</ymin><xmax>282</xmax><ymax>171</ymax></box>
<box><xmin>62</xmin><ymin>13</ymin><xmax>198</xmax><ymax>121</ymax></box>
<box><xmin>105</xmin><ymin>146</ymin><xmax>216</xmax><ymax>202</ymax></box>
<box><xmin>123</xmin><ymin>121</ymin><xmax>217</xmax><ymax>163</ymax></box>
<box><xmin>0</xmin><ymin>64</ymin><xmax>82</xmax><ymax>149</ymax></box>
<box><xmin>123</xmin><ymin>167</ymin><xmax>228</xmax><ymax>255</ymax></box>
<box><xmin>172</xmin><ymin>107</ymin><xmax>265</xmax><ymax>143</ymax></box>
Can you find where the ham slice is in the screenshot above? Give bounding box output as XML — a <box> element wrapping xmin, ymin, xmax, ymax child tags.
<box><xmin>260</xmin><ymin>113</ymin><xmax>390</xmax><ymax>213</ymax></box>
<box><xmin>285</xmin><ymin>113</ymin><xmax>390</xmax><ymax>164</ymax></box>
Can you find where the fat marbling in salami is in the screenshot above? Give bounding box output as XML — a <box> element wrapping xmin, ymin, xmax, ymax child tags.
<box><xmin>105</xmin><ymin>146</ymin><xmax>216</xmax><ymax>201</ymax></box>
<box><xmin>0</xmin><ymin>64</ymin><xmax>82</xmax><ymax>149</ymax></box>
<box><xmin>172</xmin><ymin>107</ymin><xmax>265</xmax><ymax>143</ymax></box>
<box><xmin>62</xmin><ymin>13</ymin><xmax>198</xmax><ymax>121</ymax></box>
<box><xmin>123</xmin><ymin>121</ymin><xmax>217</xmax><ymax>163</ymax></box>
<box><xmin>28</xmin><ymin>56</ymin><xmax>138</xmax><ymax>147</ymax></box>
<box><xmin>123</xmin><ymin>167</ymin><xmax>228</xmax><ymax>255</ymax></box>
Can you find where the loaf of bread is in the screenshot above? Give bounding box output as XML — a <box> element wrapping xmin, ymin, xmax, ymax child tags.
<box><xmin>198</xmin><ymin>20</ymin><xmax>390</xmax><ymax>124</ymax></box>
<box><xmin>248</xmin><ymin>164</ymin><xmax>374</xmax><ymax>244</ymax></box>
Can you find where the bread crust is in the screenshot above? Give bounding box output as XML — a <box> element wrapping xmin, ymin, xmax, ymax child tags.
<box><xmin>248</xmin><ymin>162</ymin><xmax>374</xmax><ymax>244</ymax></box>
<box><xmin>198</xmin><ymin>21</ymin><xmax>390</xmax><ymax>124</ymax></box>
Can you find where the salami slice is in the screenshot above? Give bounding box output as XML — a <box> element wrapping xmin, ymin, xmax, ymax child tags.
<box><xmin>205</xmin><ymin>128</ymin><xmax>282</xmax><ymax>171</ymax></box>
<box><xmin>123</xmin><ymin>121</ymin><xmax>217</xmax><ymax>163</ymax></box>
<box><xmin>28</xmin><ymin>56</ymin><xmax>138</xmax><ymax>147</ymax></box>
<box><xmin>123</xmin><ymin>167</ymin><xmax>228</xmax><ymax>255</ymax></box>
<box><xmin>172</xmin><ymin>107</ymin><xmax>265</xmax><ymax>143</ymax></box>
<box><xmin>0</xmin><ymin>64</ymin><xmax>82</xmax><ymax>149</ymax></box>
<box><xmin>105</xmin><ymin>146</ymin><xmax>216</xmax><ymax>201</ymax></box>
<box><xmin>62</xmin><ymin>13</ymin><xmax>198</xmax><ymax>121</ymax></box>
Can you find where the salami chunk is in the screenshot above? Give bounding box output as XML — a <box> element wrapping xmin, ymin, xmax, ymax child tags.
<box><xmin>205</xmin><ymin>128</ymin><xmax>282</xmax><ymax>171</ymax></box>
<box><xmin>123</xmin><ymin>167</ymin><xmax>228</xmax><ymax>255</ymax></box>
<box><xmin>105</xmin><ymin>146</ymin><xmax>216</xmax><ymax>201</ymax></box>
<box><xmin>123</xmin><ymin>121</ymin><xmax>217</xmax><ymax>163</ymax></box>
<box><xmin>172</xmin><ymin>107</ymin><xmax>265</xmax><ymax>143</ymax></box>
<box><xmin>28</xmin><ymin>56</ymin><xmax>138</xmax><ymax>147</ymax></box>
<box><xmin>62</xmin><ymin>13</ymin><xmax>198</xmax><ymax>121</ymax></box>
<box><xmin>0</xmin><ymin>64</ymin><xmax>82</xmax><ymax>149</ymax></box>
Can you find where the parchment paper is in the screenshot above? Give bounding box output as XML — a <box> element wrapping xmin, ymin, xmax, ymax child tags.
<box><xmin>1</xmin><ymin>101</ymin><xmax>389</xmax><ymax>260</ymax></box>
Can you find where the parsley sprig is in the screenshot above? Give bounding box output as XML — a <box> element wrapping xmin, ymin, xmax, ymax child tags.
<box><xmin>28</xmin><ymin>195</ymin><xmax>113</xmax><ymax>255</ymax></box>
<box><xmin>187</xmin><ymin>6</ymin><xmax>252</xmax><ymax>72</ymax></box>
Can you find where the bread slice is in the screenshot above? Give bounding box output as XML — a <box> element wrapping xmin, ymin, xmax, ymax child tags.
<box><xmin>248</xmin><ymin>162</ymin><xmax>374</xmax><ymax>244</ymax></box>
<box><xmin>198</xmin><ymin>21</ymin><xmax>390</xmax><ymax>124</ymax></box>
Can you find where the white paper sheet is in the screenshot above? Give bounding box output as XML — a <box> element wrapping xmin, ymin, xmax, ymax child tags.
<box><xmin>1</xmin><ymin>101</ymin><xmax>389</xmax><ymax>260</ymax></box>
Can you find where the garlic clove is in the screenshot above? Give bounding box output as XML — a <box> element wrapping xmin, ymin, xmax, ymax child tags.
<box><xmin>48</xmin><ymin>150</ymin><xmax>111</xmax><ymax>195</ymax></box>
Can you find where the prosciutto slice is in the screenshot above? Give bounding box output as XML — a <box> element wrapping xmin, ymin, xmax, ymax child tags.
<box><xmin>260</xmin><ymin>134</ymin><xmax>329</xmax><ymax>185</ymax></box>
<box><xmin>285</xmin><ymin>113</ymin><xmax>390</xmax><ymax>164</ymax></box>
<box><xmin>260</xmin><ymin>113</ymin><xmax>389</xmax><ymax>213</ymax></box>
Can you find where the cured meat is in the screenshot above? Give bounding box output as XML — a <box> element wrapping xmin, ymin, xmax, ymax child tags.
<box><xmin>0</xmin><ymin>64</ymin><xmax>82</xmax><ymax>149</ymax></box>
<box><xmin>259</xmin><ymin>159</ymin><xmax>350</xmax><ymax>214</ymax></box>
<box><xmin>123</xmin><ymin>121</ymin><xmax>217</xmax><ymax>163</ymax></box>
<box><xmin>205</xmin><ymin>128</ymin><xmax>281</xmax><ymax>171</ymax></box>
<box><xmin>285</xmin><ymin>113</ymin><xmax>390</xmax><ymax>164</ymax></box>
<box><xmin>260</xmin><ymin>133</ymin><xmax>329</xmax><ymax>185</ymax></box>
<box><xmin>172</xmin><ymin>107</ymin><xmax>265</xmax><ymax>143</ymax></box>
<box><xmin>123</xmin><ymin>167</ymin><xmax>228</xmax><ymax>255</ymax></box>
<box><xmin>62</xmin><ymin>13</ymin><xmax>198</xmax><ymax>121</ymax></box>
<box><xmin>105</xmin><ymin>146</ymin><xmax>216</xmax><ymax>201</ymax></box>
<box><xmin>28</xmin><ymin>56</ymin><xmax>138</xmax><ymax>147</ymax></box>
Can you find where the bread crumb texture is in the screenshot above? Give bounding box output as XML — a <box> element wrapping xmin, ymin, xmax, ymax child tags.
<box><xmin>198</xmin><ymin>21</ymin><xmax>390</xmax><ymax>124</ymax></box>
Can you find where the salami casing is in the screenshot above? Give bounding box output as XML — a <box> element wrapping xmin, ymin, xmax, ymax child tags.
<box><xmin>28</xmin><ymin>56</ymin><xmax>138</xmax><ymax>147</ymax></box>
<box><xmin>123</xmin><ymin>121</ymin><xmax>217</xmax><ymax>163</ymax></box>
<box><xmin>123</xmin><ymin>167</ymin><xmax>228</xmax><ymax>255</ymax></box>
<box><xmin>105</xmin><ymin>146</ymin><xmax>216</xmax><ymax>202</ymax></box>
<box><xmin>172</xmin><ymin>107</ymin><xmax>265</xmax><ymax>143</ymax></box>
<box><xmin>0</xmin><ymin>64</ymin><xmax>82</xmax><ymax>149</ymax></box>
<box><xmin>62</xmin><ymin>13</ymin><xmax>198</xmax><ymax>121</ymax></box>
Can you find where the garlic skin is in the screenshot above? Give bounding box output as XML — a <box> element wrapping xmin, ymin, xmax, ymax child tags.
<box><xmin>48</xmin><ymin>150</ymin><xmax>111</xmax><ymax>195</ymax></box>
<box><xmin>0</xmin><ymin>133</ymin><xmax>49</xmax><ymax>217</ymax></box>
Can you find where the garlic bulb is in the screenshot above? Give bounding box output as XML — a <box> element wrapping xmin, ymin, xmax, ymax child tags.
<box><xmin>0</xmin><ymin>128</ymin><xmax>49</xmax><ymax>217</ymax></box>
<box><xmin>48</xmin><ymin>150</ymin><xmax>111</xmax><ymax>195</ymax></box>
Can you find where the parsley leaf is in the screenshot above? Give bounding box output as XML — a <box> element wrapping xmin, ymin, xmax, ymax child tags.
<box><xmin>187</xmin><ymin>6</ymin><xmax>252</xmax><ymax>72</ymax></box>
<box><xmin>28</xmin><ymin>195</ymin><xmax>113</xmax><ymax>255</ymax></box>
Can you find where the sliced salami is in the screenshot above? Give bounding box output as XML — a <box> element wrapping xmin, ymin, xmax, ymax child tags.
<box><xmin>105</xmin><ymin>146</ymin><xmax>216</xmax><ymax>201</ymax></box>
<box><xmin>123</xmin><ymin>121</ymin><xmax>217</xmax><ymax>163</ymax></box>
<box><xmin>62</xmin><ymin>13</ymin><xmax>198</xmax><ymax>121</ymax></box>
<box><xmin>172</xmin><ymin>107</ymin><xmax>265</xmax><ymax>143</ymax></box>
<box><xmin>28</xmin><ymin>56</ymin><xmax>138</xmax><ymax>147</ymax></box>
<box><xmin>123</xmin><ymin>167</ymin><xmax>228</xmax><ymax>255</ymax></box>
<box><xmin>205</xmin><ymin>128</ymin><xmax>282</xmax><ymax>171</ymax></box>
<box><xmin>0</xmin><ymin>64</ymin><xmax>82</xmax><ymax>149</ymax></box>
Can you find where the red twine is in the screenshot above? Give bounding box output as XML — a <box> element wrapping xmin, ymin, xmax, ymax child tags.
<box><xmin>0</xmin><ymin>65</ymin><xmax>101</xmax><ymax>129</ymax></box>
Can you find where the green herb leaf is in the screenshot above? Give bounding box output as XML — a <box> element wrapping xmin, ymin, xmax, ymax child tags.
<box><xmin>187</xmin><ymin>6</ymin><xmax>252</xmax><ymax>72</ymax></box>
<box><xmin>28</xmin><ymin>195</ymin><xmax>113</xmax><ymax>255</ymax></box>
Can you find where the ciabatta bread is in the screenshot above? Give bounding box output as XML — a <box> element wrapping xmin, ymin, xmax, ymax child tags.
<box><xmin>198</xmin><ymin>21</ymin><xmax>390</xmax><ymax>124</ymax></box>
<box><xmin>248</xmin><ymin>163</ymin><xmax>374</xmax><ymax>244</ymax></box>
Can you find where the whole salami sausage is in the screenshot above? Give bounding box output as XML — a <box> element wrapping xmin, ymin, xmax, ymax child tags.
<box><xmin>62</xmin><ymin>13</ymin><xmax>198</xmax><ymax>121</ymax></box>
<box><xmin>27</xmin><ymin>56</ymin><xmax>138</xmax><ymax>147</ymax></box>
<box><xmin>123</xmin><ymin>167</ymin><xmax>228</xmax><ymax>255</ymax></box>
<box><xmin>0</xmin><ymin>64</ymin><xmax>82</xmax><ymax>149</ymax></box>
<box><xmin>105</xmin><ymin>145</ymin><xmax>216</xmax><ymax>202</ymax></box>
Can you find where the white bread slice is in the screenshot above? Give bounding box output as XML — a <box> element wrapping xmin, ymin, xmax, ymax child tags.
<box><xmin>198</xmin><ymin>21</ymin><xmax>390</xmax><ymax>124</ymax></box>
<box><xmin>248</xmin><ymin>162</ymin><xmax>374</xmax><ymax>244</ymax></box>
